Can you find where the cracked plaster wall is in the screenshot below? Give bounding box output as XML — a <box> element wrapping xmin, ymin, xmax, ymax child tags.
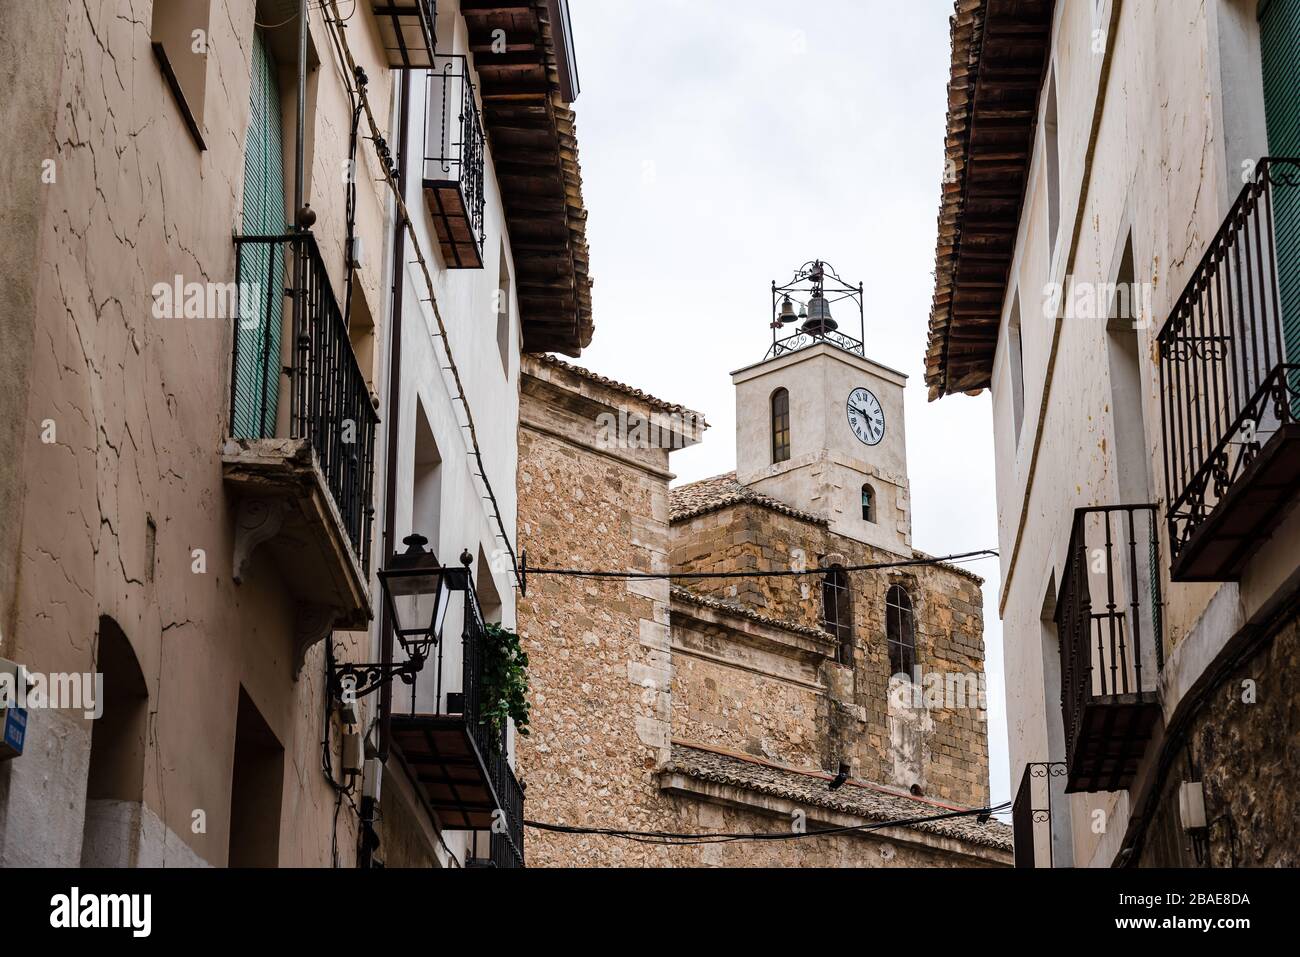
<box><xmin>0</xmin><ymin>0</ymin><xmax>394</xmax><ymax>867</ymax></box>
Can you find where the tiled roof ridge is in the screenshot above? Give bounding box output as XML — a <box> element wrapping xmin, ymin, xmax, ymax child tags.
<box><xmin>529</xmin><ymin>354</ymin><xmax>707</xmax><ymax>421</ymax></box>
<box><xmin>911</xmin><ymin>549</ymin><xmax>986</xmax><ymax>585</ymax></box>
<box><xmin>664</xmin><ymin>741</ymin><xmax>1013</xmax><ymax>852</ymax></box>
<box><xmin>670</xmin><ymin>472</ymin><xmax>829</xmax><ymax>526</ymax></box>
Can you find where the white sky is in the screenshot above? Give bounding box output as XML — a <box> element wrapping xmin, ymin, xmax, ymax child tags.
<box><xmin>564</xmin><ymin>0</ymin><xmax>1011</xmax><ymax>810</ymax></box>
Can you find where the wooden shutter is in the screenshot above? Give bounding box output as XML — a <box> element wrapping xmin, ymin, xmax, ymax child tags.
<box><xmin>234</xmin><ymin>30</ymin><xmax>287</xmax><ymax>439</ymax></box>
<box><xmin>1260</xmin><ymin>0</ymin><xmax>1300</xmax><ymax>369</ymax></box>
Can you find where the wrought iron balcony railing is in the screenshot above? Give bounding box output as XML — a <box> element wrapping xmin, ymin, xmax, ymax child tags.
<box><xmin>386</xmin><ymin>571</ymin><xmax>525</xmax><ymax>863</ymax></box>
<box><xmin>1012</xmin><ymin>762</ymin><xmax>1067</xmax><ymax>868</ymax></box>
<box><xmin>423</xmin><ymin>55</ymin><xmax>487</xmax><ymax>268</ymax></box>
<box><xmin>1056</xmin><ymin>505</ymin><xmax>1163</xmax><ymax>793</ymax></box>
<box><xmin>485</xmin><ymin>754</ymin><xmax>525</xmax><ymax>868</ymax></box>
<box><xmin>232</xmin><ymin>233</ymin><xmax>378</xmax><ymax>573</ymax></box>
<box><xmin>1157</xmin><ymin>157</ymin><xmax>1300</xmax><ymax>581</ymax></box>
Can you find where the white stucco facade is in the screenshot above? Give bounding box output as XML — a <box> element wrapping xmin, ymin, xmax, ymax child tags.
<box><xmin>973</xmin><ymin>0</ymin><xmax>1300</xmax><ymax>867</ymax></box>
<box><xmin>370</xmin><ymin>0</ymin><xmax>525</xmax><ymax>869</ymax></box>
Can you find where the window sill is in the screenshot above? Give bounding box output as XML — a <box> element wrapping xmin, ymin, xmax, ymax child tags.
<box><xmin>151</xmin><ymin>42</ymin><xmax>206</xmax><ymax>152</ymax></box>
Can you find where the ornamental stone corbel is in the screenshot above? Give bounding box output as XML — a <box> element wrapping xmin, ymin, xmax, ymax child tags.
<box><xmin>231</xmin><ymin>497</ymin><xmax>291</xmax><ymax>584</ymax></box>
<box><xmin>294</xmin><ymin>602</ymin><xmax>339</xmax><ymax>679</ymax></box>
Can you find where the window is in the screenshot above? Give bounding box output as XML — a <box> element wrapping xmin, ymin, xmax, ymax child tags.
<box><xmin>151</xmin><ymin>0</ymin><xmax>213</xmax><ymax>149</ymax></box>
<box><xmin>886</xmin><ymin>585</ymin><xmax>916</xmax><ymax>678</ymax></box>
<box><xmin>1008</xmin><ymin>292</ymin><xmax>1025</xmax><ymax>442</ymax></box>
<box><xmin>1107</xmin><ymin>237</ymin><xmax>1153</xmax><ymax>503</ymax></box>
<box><xmin>412</xmin><ymin>401</ymin><xmax>443</xmax><ymax>556</ymax></box>
<box><xmin>497</xmin><ymin>242</ymin><xmax>513</xmax><ymax>376</ymax></box>
<box><xmin>771</xmin><ymin>388</ymin><xmax>791</xmax><ymax>464</ymax></box>
<box><xmin>821</xmin><ymin>565</ymin><xmax>853</xmax><ymax>665</ymax></box>
<box><xmin>233</xmin><ymin>27</ymin><xmax>288</xmax><ymax>440</ymax></box>
<box><xmin>1045</xmin><ymin>70</ymin><xmax>1062</xmax><ymax>260</ymax></box>
<box><xmin>861</xmin><ymin>484</ymin><xmax>876</xmax><ymax>523</ymax></box>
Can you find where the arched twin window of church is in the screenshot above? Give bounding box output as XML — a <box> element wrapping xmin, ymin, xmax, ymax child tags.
<box><xmin>886</xmin><ymin>585</ymin><xmax>916</xmax><ymax>678</ymax></box>
<box><xmin>771</xmin><ymin>388</ymin><xmax>791</xmax><ymax>464</ymax></box>
<box><xmin>822</xmin><ymin>565</ymin><xmax>853</xmax><ymax>665</ymax></box>
<box><xmin>862</xmin><ymin>484</ymin><xmax>876</xmax><ymax>523</ymax></box>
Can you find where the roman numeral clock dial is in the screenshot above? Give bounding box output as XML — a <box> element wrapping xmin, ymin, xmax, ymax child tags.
<box><xmin>847</xmin><ymin>387</ymin><xmax>885</xmax><ymax>447</ymax></box>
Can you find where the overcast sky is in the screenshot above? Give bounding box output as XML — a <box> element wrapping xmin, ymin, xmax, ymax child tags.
<box><xmin>564</xmin><ymin>0</ymin><xmax>1010</xmax><ymax>809</ymax></box>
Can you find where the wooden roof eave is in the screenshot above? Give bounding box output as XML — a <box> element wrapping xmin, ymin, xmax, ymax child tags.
<box><xmin>925</xmin><ymin>0</ymin><xmax>1056</xmax><ymax>401</ymax></box>
<box><xmin>463</xmin><ymin>0</ymin><xmax>594</xmax><ymax>357</ymax></box>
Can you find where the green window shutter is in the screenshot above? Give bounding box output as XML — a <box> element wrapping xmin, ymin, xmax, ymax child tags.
<box><xmin>1260</xmin><ymin>0</ymin><xmax>1300</xmax><ymax>372</ymax></box>
<box><xmin>234</xmin><ymin>30</ymin><xmax>287</xmax><ymax>439</ymax></box>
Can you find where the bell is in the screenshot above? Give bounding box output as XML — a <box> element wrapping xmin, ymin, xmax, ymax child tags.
<box><xmin>801</xmin><ymin>292</ymin><xmax>838</xmax><ymax>336</ymax></box>
<box><xmin>777</xmin><ymin>297</ymin><xmax>798</xmax><ymax>324</ymax></box>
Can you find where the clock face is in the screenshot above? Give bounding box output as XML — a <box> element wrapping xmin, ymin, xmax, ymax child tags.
<box><xmin>847</xmin><ymin>388</ymin><xmax>885</xmax><ymax>446</ymax></box>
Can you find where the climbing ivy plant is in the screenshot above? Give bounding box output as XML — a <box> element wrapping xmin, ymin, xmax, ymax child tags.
<box><xmin>481</xmin><ymin>622</ymin><xmax>530</xmax><ymax>750</ymax></box>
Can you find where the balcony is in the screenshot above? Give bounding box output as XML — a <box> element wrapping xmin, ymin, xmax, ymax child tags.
<box><xmin>223</xmin><ymin>233</ymin><xmax>378</xmax><ymax>667</ymax></box>
<box><xmin>1055</xmin><ymin>505</ymin><xmax>1163</xmax><ymax>793</ymax></box>
<box><xmin>369</xmin><ymin>1</ymin><xmax>437</xmax><ymax>69</ymax></box>
<box><xmin>1012</xmin><ymin>762</ymin><xmax>1067</xmax><ymax>868</ymax></box>
<box><xmin>387</xmin><ymin>580</ymin><xmax>525</xmax><ymax>865</ymax></box>
<box><xmin>1157</xmin><ymin>157</ymin><xmax>1300</xmax><ymax>582</ymax></box>
<box><xmin>468</xmin><ymin>758</ymin><xmax>526</xmax><ymax>868</ymax></box>
<box><xmin>423</xmin><ymin>55</ymin><xmax>487</xmax><ymax>269</ymax></box>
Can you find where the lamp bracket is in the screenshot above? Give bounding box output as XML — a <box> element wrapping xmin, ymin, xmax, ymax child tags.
<box><xmin>330</xmin><ymin>656</ymin><xmax>425</xmax><ymax>702</ymax></box>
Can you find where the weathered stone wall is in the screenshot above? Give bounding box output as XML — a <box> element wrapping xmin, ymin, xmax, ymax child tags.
<box><xmin>670</xmin><ymin>505</ymin><xmax>991</xmax><ymax>806</ymax></box>
<box><xmin>515</xmin><ymin>362</ymin><xmax>680</xmax><ymax>866</ymax></box>
<box><xmin>1136</xmin><ymin>610</ymin><xmax>1300</xmax><ymax>868</ymax></box>
<box><xmin>671</xmin><ymin>630</ymin><xmax>827</xmax><ymax>769</ymax></box>
<box><xmin>516</xmin><ymin>358</ymin><xmax>1006</xmax><ymax>866</ymax></box>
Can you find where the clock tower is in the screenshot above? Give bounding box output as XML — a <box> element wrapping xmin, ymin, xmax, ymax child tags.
<box><xmin>732</xmin><ymin>262</ymin><xmax>912</xmax><ymax>554</ymax></box>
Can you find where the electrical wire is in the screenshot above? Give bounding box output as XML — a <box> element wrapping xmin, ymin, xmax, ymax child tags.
<box><xmin>525</xmin><ymin>549</ymin><xmax>998</xmax><ymax>582</ymax></box>
<box><xmin>525</xmin><ymin>801</ymin><xmax>1012</xmax><ymax>846</ymax></box>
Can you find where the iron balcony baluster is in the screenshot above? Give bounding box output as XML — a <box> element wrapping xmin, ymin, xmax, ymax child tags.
<box><xmin>1156</xmin><ymin>157</ymin><xmax>1300</xmax><ymax>580</ymax></box>
<box><xmin>1055</xmin><ymin>505</ymin><xmax>1163</xmax><ymax>792</ymax></box>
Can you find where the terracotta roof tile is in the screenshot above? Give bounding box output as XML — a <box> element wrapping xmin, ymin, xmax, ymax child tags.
<box><xmin>670</xmin><ymin>472</ymin><xmax>828</xmax><ymax>526</ymax></box>
<box><xmin>662</xmin><ymin>743</ymin><xmax>1013</xmax><ymax>852</ymax></box>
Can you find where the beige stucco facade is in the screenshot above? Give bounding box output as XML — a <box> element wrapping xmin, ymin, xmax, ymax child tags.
<box><xmin>0</xmin><ymin>0</ymin><xmax>401</xmax><ymax>867</ymax></box>
<box><xmin>0</xmin><ymin>0</ymin><xmax>585</xmax><ymax>871</ymax></box>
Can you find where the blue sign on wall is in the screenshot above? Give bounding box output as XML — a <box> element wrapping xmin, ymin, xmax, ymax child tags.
<box><xmin>1</xmin><ymin>707</ymin><xmax>26</xmax><ymax>760</ymax></box>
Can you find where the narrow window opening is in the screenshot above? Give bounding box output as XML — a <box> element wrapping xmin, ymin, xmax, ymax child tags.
<box><xmin>497</xmin><ymin>243</ymin><xmax>513</xmax><ymax>377</ymax></box>
<box><xmin>861</xmin><ymin>484</ymin><xmax>877</xmax><ymax>523</ymax></box>
<box><xmin>821</xmin><ymin>565</ymin><xmax>853</xmax><ymax>666</ymax></box>
<box><xmin>151</xmin><ymin>0</ymin><xmax>213</xmax><ymax>149</ymax></box>
<box><xmin>412</xmin><ymin>401</ymin><xmax>443</xmax><ymax>557</ymax></box>
<box><xmin>1009</xmin><ymin>292</ymin><xmax>1026</xmax><ymax>442</ymax></box>
<box><xmin>771</xmin><ymin>388</ymin><xmax>791</xmax><ymax>464</ymax></box>
<box><xmin>1107</xmin><ymin>237</ymin><xmax>1153</xmax><ymax>503</ymax></box>
<box><xmin>886</xmin><ymin>585</ymin><xmax>916</xmax><ymax>678</ymax></box>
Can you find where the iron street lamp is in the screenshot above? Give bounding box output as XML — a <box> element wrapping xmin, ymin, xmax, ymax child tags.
<box><xmin>330</xmin><ymin>534</ymin><xmax>472</xmax><ymax>700</ymax></box>
<box><xmin>379</xmin><ymin>533</ymin><xmax>471</xmax><ymax>661</ymax></box>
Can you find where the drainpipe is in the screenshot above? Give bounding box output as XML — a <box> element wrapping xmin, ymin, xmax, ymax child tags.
<box><xmin>291</xmin><ymin>0</ymin><xmax>310</xmax><ymax>436</ymax></box>
<box><xmin>379</xmin><ymin>70</ymin><xmax>412</xmax><ymax>765</ymax></box>
<box><xmin>294</xmin><ymin>0</ymin><xmax>307</xmax><ymax>222</ymax></box>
